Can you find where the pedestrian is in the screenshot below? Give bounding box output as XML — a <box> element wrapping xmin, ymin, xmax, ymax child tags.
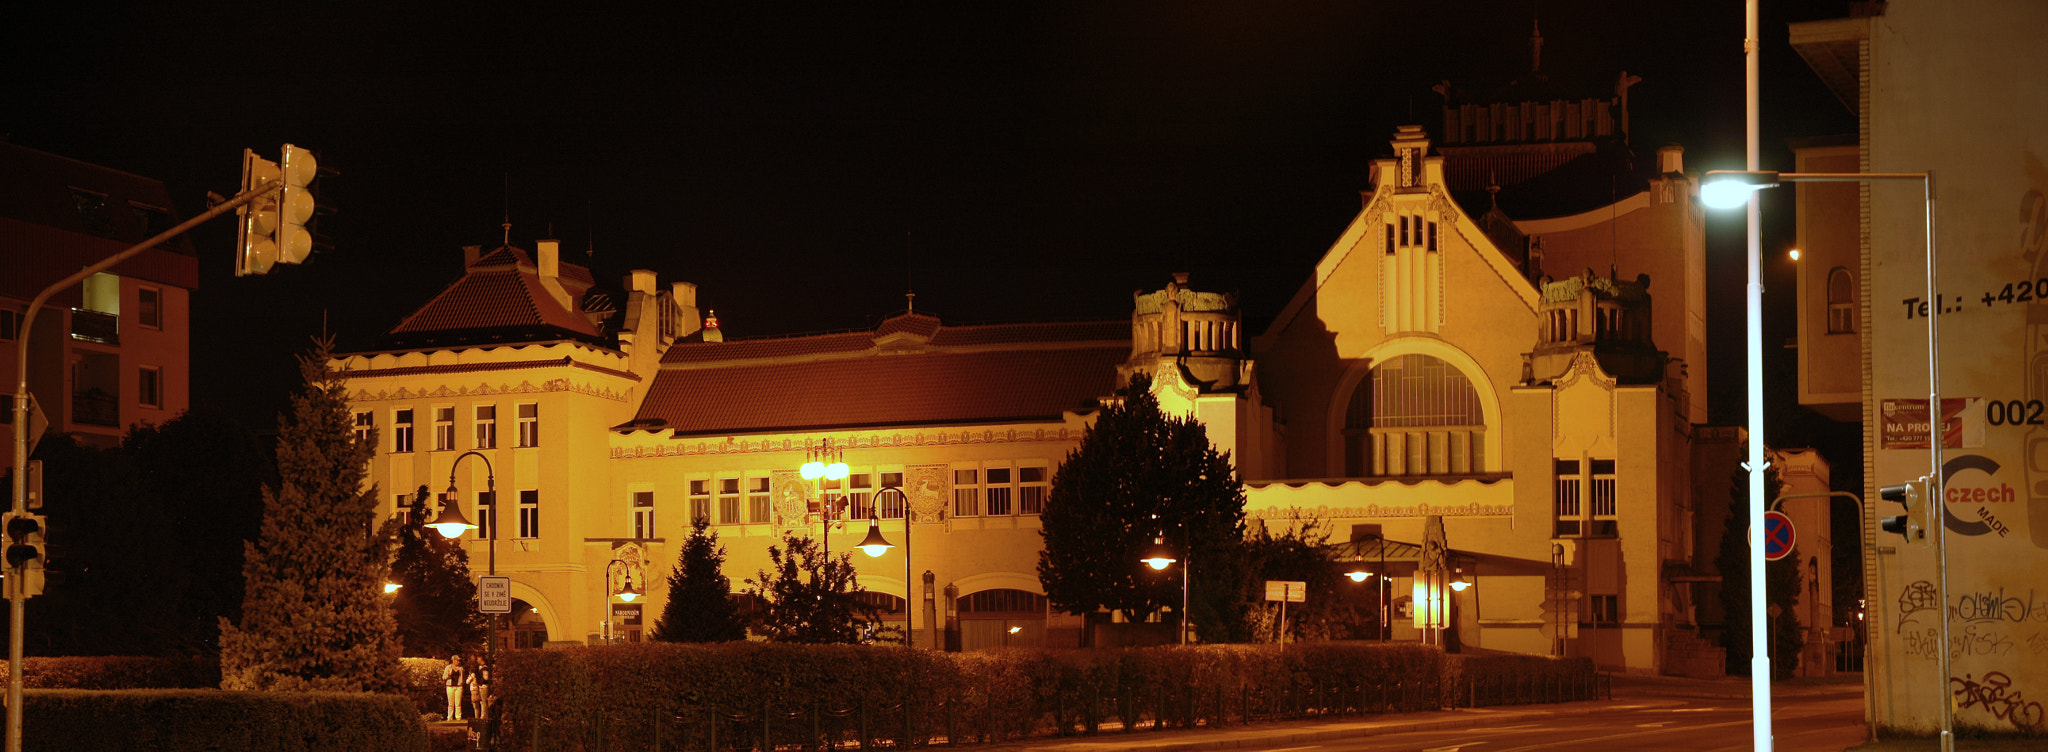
<box><xmin>442</xmin><ymin>654</ymin><xmax>467</xmax><ymax>721</ymax></box>
<box><xmin>467</xmin><ymin>658</ymin><xmax>492</xmax><ymax>721</ymax></box>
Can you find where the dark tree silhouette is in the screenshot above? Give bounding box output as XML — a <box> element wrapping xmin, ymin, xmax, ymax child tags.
<box><xmin>390</xmin><ymin>486</ymin><xmax>487</xmax><ymax>657</ymax></box>
<box><xmin>745</xmin><ymin>533</ymin><xmax>870</xmax><ymax>644</ymax></box>
<box><xmin>1716</xmin><ymin>465</ymin><xmax>1805</xmax><ymax>678</ymax></box>
<box><xmin>218</xmin><ymin>339</ymin><xmax>403</xmax><ymax>692</ymax></box>
<box><xmin>653</xmin><ymin>516</ymin><xmax>746</xmax><ymax>643</ymax></box>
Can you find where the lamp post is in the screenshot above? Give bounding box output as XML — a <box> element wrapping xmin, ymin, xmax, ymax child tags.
<box><xmin>1139</xmin><ymin>532</ymin><xmax>1188</xmax><ymax>645</ymax></box>
<box><xmin>800</xmin><ymin>440</ymin><xmax>850</xmax><ymax>567</ymax></box>
<box><xmin>1344</xmin><ymin>533</ymin><xmax>1388</xmax><ymax>641</ymax></box>
<box><xmin>1703</xmin><ymin>167</ymin><xmax>1945</xmax><ymax>749</ymax></box>
<box><xmin>1551</xmin><ymin>543</ymin><xmax>1566</xmax><ymax>656</ymax></box>
<box><xmin>856</xmin><ymin>486</ymin><xmax>915</xmax><ymax>647</ymax></box>
<box><xmin>431</xmin><ymin>450</ymin><xmax>498</xmax><ymax>744</ymax></box>
<box><xmin>604</xmin><ymin>558</ymin><xmax>642</xmax><ymax>643</ymax></box>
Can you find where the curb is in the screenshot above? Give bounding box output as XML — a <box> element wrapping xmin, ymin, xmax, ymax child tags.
<box><xmin>994</xmin><ymin>698</ymin><xmax>1678</xmax><ymax>752</ymax></box>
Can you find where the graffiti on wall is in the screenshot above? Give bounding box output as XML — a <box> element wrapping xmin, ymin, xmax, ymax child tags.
<box><xmin>1952</xmin><ymin>671</ymin><xmax>2046</xmax><ymax>729</ymax></box>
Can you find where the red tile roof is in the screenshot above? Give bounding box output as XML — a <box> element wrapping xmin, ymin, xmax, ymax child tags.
<box><xmin>634</xmin><ymin>314</ymin><xmax>1131</xmax><ymax>434</ymax></box>
<box><xmin>386</xmin><ymin>246</ymin><xmax>600</xmax><ymax>340</ymax></box>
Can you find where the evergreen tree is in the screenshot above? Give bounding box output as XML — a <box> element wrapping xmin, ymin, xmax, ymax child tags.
<box><xmin>218</xmin><ymin>339</ymin><xmax>404</xmax><ymax>692</ymax></box>
<box><xmin>1716</xmin><ymin>465</ymin><xmax>1806</xmax><ymax>678</ymax></box>
<box><xmin>390</xmin><ymin>486</ymin><xmax>487</xmax><ymax>657</ymax></box>
<box><xmin>1036</xmin><ymin>373</ymin><xmax>1247</xmax><ymax>634</ymax></box>
<box><xmin>745</xmin><ymin>532</ymin><xmax>871</xmax><ymax>644</ymax></box>
<box><xmin>654</xmin><ymin>516</ymin><xmax>746</xmax><ymax>642</ymax></box>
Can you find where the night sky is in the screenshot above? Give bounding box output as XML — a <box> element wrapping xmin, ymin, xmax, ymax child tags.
<box><xmin>3</xmin><ymin>2</ymin><xmax>1855</xmax><ymax>436</ymax></box>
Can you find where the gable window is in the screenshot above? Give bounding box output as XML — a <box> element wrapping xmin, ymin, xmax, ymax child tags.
<box><xmin>393</xmin><ymin>409</ymin><xmax>414</xmax><ymax>453</ymax></box>
<box><xmin>633</xmin><ymin>491</ymin><xmax>655</xmax><ymax>539</ymax></box>
<box><xmin>138</xmin><ymin>365</ymin><xmax>162</xmax><ymax>409</ymax></box>
<box><xmin>953</xmin><ymin>469</ymin><xmax>981</xmax><ymax>517</ymax></box>
<box><xmin>474</xmin><ymin>404</ymin><xmax>497</xmax><ymax>449</ymax></box>
<box><xmin>1827</xmin><ymin>267</ymin><xmax>1855</xmax><ymax>334</ymax></box>
<box><xmin>517</xmin><ymin>489</ymin><xmax>540</xmax><ymax>538</ymax></box>
<box><xmin>516</xmin><ymin>403</ymin><xmax>539</xmax><ymax>447</ymax></box>
<box><xmin>1342</xmin><ymin>354</ymin><xmax>1485</xmax><ymax>477</ymax></box>
<box><xmin>688</xmin><ymin>480</ymin><xmax>711</xmax><ymax>524</ymax></box>
<box><xmin>1426</xmin><ymin>220</ymin><xmax>1439</xmax><ymax>252</ymax></box>
<box><xmin>433</xmin><ymin>406</ymin><xmax>455</xmax><ymax>451</ymax></box>
<box><xmin>137</xmin><ymin>287</ymin><xmax>161</xmax><ymax>330</ymax></box>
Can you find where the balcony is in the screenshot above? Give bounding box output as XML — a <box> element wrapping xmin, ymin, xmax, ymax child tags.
<box><xmin>69</xmin><ymin>309</ymin><xmax>118</xmax><ymax>345</ymax></box>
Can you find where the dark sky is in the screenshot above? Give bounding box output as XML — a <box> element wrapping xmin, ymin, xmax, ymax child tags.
<box><xmin>2</xmin><ymin>2</ymin><xmax>1855</xmax><ymax>433</ymax></box>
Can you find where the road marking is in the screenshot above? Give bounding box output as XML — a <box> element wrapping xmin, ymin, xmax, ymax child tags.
<box><xmin>1257</xmin><ymin>746</ymin><xmax>1321</xmax><ymax>752</ymax></box>
<box><xmin>1423</xmin><ymin>744</ymin><xmax>1487</xmax><ymax>752</ymax></box>
<box><xmin>1665</xmin><ymin>707</ymin><xmax>1718</xmax><ymax>712</ymax></box>
<box><xmin>1635</xmin><ymin>722</ymin><xmax>1670</xmax><ymax>728</ymax></box>
<box><xmin>1491</xmin><ymin>718</ymin><xmax>1750</xmax><ymax>752</ymax></box>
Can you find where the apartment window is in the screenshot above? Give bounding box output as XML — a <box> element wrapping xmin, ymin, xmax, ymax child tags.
<box><xmin>353</xmin><ymin>411</ymin><xmax>374</xmax><ymax>446</ymax></box>
<box><xmin>847</xmin><ymin>473</ymin><xmax>874</xmax><ymax>519</ymax></box>
<box><xmin>953</xmin><ymin>469</ymin><xmax>981</xmax><ymax>517</ymax></box>
<box><xmin>1019</xmin><ymin>467</ymin><xmax>1048</xmax><ymax>514</ymax></box>
<box><xmin>138</xmin><ymin>366</ymin><xmax>161</xmax><ymax>409</ymax></box>
<box><xmin>516</xmin><ymin>403</ymin><xmax>539</xmax><ymax>447</ymax></box>
<box><xmin>1827</xmin><ymin>267</ymin><xmax>1855</xmax><ymax>334</ymax></box>
<box><xmin>1589</xmin><ymin>594</ymin><xmax>1620</xmax><ymax>626</ymax></box>
<box><xmin>1589</xmin><ymin>459</ymin><xmax>1618</xmax><ymax>537</ymax></box>
<box><xmin>1385</xmin><ymin>223</ymin><xmax>1396</xmax><ymax>255</ymax></box>
<box><xmin>393</xmin><ymin>409</ymin><xmax>414</xmax><ymax>453</ymax></box>
<box><xmin>433</xmin><ymin>406</ymin><xmax>455</xmax><ymax>451</ymax></box>
<box><xmin>879</xmin><ymin>472</ymin><xmax>906</xmax><ymax>519</ymax></box>
<box><xmin>137</xmin><ymin>287</ymin><xmax>161</xmax><ymax>330</ymax></box>
<box><xmin>1426</xmin><ymin>220</ymin><xmax>1439</xmax><ymax>252</ymax></box>
<box><xmin>474</xmin><ymin>404</ymin><xmax>497</xmax><ymax>449</ymax></box>
<box><xmin>517</xmin><ymin>489</ymin><xmax>540</xmax><ymax>538</ymax></box>
<box><xmin>476</xmin><ymin>491</ymin><xmax>496</xmax><ymax>540</ymax></box>
<box><xmin>688</xmin><ymin>480</ymin><xmax>712</xmax><ymax>524</ymax></box>
<box><xmin>718</xmin><ymin>478</ymin><xmax>742</xmax><ymax>525</ymax></box>
<box><xmin>0</xmin><ymin>309</ymin><xmax>17</xmax><ymax>341</ymax></box>
<box><xmin>633</xmin><ymin>491</ymin><xmax>656</xmax><ymax>539</ymax></box>
<box><xmin>1553</xmin><ymin>459</ymin><xmax>1582</xmax><ymax>537</ymax></box>
<box><xmin>748</xmin><ymin>477</ymin><xmax>772</xmax><ymax>524</ymax></box>
<box><xmin>984</xmin><ymin>467</ymin><xmax>1013</xmax><ymax>516</ymax></box>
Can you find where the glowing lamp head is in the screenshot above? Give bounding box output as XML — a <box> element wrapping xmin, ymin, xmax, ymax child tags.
<box><xmin>1346</xmin><ymin>571</ymin><xmax>1371</xmax><ymax>583</ymax></box>
<box><xmin>801</xmin><ymin>461</ymin><xmax>825</xmax><ymax>480</ymax></box>
<box><xmin>384</xmin><ymin>582</ymin><xmax>402</xmax><ymax>594</ymax></box>
<box><xmin>1140</xmin><ymin>536</ymin><xmax>1176</xmax><ymax>570</ymax></box>
<box><xmin>1788</xmin><ymin>248</ymin><xmax>1801</xmax><ymax>261</ymax></box>
<box><xmin>826</xmin><ymin>462</ymin><xmax>850</xmax><ymax>481</ymax></box>
<box><xmin>427</xmin><ymin>502</ymin><xmax>476</xmax><ymax>539</ymax></box>
<box><xmin>1699</xmin><ymin>170</ymin><xmax>1781</xmax><ymax>210</ymax></box>
<box><xmin>615</xmin><ymin>576</ymin><xmax>643</xmax><ymax>602</ymax></box>
<box><xmin>858</xmin><ymin>517</ymin><xmax>893</xmax><ymax>557</ymax></box>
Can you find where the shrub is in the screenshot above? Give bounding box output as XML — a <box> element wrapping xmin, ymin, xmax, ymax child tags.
<box><xmin>0</xmin><ymin>656</ymin><xmax>219</xmax><ymax>689</ymax></box>
<box><xmin>24</xmin><ymin>688</ymin><xmax>426</xmax><ymax>752</ymax></box>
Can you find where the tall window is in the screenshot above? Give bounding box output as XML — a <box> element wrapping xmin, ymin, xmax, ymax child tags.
<box><xmin>748</xmin><ymin>477</ymin><xmax>772</xmax><ymax>523</ymax></box>
<box><xmin>688</xmin><ymin>480</ymin><xmax>711</xmax><ymax>524</ymax></box>
<box><xmin>517</xmin><ymin>489</ymin><xmax>540</xmax><ymax>538</ymax></box>
<box><xmin>353</xmin><ymin>411</ymin><xmax>374</xmax><ymax>446</ymax></box>
<box><xmin>516</xmin><ymin>403</ymin><xmax>539</xmax><ymax>447</ymax></box>
<box><xmin>1589</xmin><ymin>459</ymin><xmax>1618</xmax><ymax>536</ymax></box>
<box><xmin>0</xmin><ymin>309</ymin><xmax>18</xmax><ymax>341</ymax></box>
<box><xmin>1553</xmin><ymin>459</ymin><xmax>1582</xmax><ymax>537</ymax></box>
<box><xmin>1589</xmin><ymin>594</ymin><xmax>1619</xmax><ymax>626</ymax></box>
<box><xmin>393</xmin><ymin>408</ymin><xmax>414</xmax><ymax>453</ymax></box>
<box><xmin>953</xmin><ymin>469</ymin><xmax>981</xmax><ymax>517</ymax></box>
<box><xmin>1827</xmin><ymin>267</ymin><xmax>1855</xmax><ymax>334</ymax></box>
<box><xmin>477</xmin><ymin>491</ymin><xmax>496</xmax><ymax>540</ymax></box>
<box><xmin>1344</xmin><ymin>354</ymin><xmax>1484</xmax><ymax>477</ymax></box>
<box><xmin>847</xmin><ymin>473</ymin><xmax>874</xmax><ymax>519</ymax></box>
<box><xmin>433</xmin><ymin>406</ymin><xmax>455</xmax><ymax>451</ymax></box>
<box><xmin>633</xmin><ymin>491</ymin><xmax>655</xmax><ymax>539</ymax></box>
<box><xmin>1019</xmin><ymin>466</ymin><xmax>1048</xmax><ymax>514</ymax></box>
<box><xmin>137</xmin><ymin>287</ymin><xmax>161</xmax><ymax>330</ymax></box>
<box><xmin>474</xmin><ymin>404</ymin><xmax>497</xmax><ymax>449</ymax></box>
<box><xmin>718</xmin><ymin>478</ymin><xmax>742</xmax><ymax>525</ymax></box>
<box><xmin>138</xmin><ymin>366</ymin><xmax>161</xmax><ymax>409</ymax></box>
<box><xmin>879</xmin><ymin>472</ymin><xmax>906</xmax><ymax>519</ymax></box>
<box><xmin>984</xmin><ymin>467</ymin><xmax>1013</xmax><ymax>516</ymax></box>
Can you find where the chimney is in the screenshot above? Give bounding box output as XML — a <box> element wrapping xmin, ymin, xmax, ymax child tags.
<box><xmin>463</xmin><ymin>245</ymin><xmax>482</xmax><ymax>267</ymax></box>
<box><xmin>1658</xmin><ymin>144</ymin><xmax>1684</xmax><ymax>175</ymax></box>
<box><xmin>537</xmin><ymin>239</ymin><xmax>561</xmax><ymax>281</ymax></box>
<box><xmin>628</xmin><ymin>269</ymin><xmax>657</xmax><ymax>294</ymax></box>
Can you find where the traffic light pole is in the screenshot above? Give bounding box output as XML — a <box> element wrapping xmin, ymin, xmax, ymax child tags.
<box><xmin>8</xmin><ymin>177</ymin><xmax>279</xmax><ymax>752</ymax></box>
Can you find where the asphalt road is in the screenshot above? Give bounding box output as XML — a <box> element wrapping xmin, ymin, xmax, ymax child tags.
<box><xmin>1235</xmin><ymin>694</ymin><xmax>1868</xmax><ymax>752</ymax></box>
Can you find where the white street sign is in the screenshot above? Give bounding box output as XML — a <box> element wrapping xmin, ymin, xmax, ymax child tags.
<box><xmin>478</xmin><ymin>576</ymin><xmax>512</xmax><ymax>614</ymax></box>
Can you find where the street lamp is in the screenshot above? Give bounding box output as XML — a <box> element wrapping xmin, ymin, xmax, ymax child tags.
<box><xmin>801</xmin><ymin>439</ymin><xmax>851</xmax><ymax>563</ymax></box>
<box><xmin>1137</xmin><ymin>532</ymin><xmax>1189</xmax><ymax>645</ymax></box>
<box><xmin>1704</xmin><ymin>165</ymin><xmax>1947</xmax><ymax>750</ymax></box>
<box><xmin>1348</xmin><ymin>533</ymin><xmax>1389</xmax><ymax>641</ymax></box>
<box><xmin>441</xmin><ymin>450</ymin><xmax>499</xmax><ymax>743</ymax></box>
<box><xmin>604</xmin><ymin>557</ymin><xmax>641</xmax><ymax>643</ymax></box>
<box><xmin>856</xmin><ymin>486</ymin><xmax>917</xmax><ymax>647</ymax></box>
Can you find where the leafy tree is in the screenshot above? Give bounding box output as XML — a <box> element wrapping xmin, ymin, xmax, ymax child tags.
<box><xmin>1716</xmin><ymin>466</ymin><xmax>1805</xmax><ymax>678</ymax></box>
<box><xmin>1037</xmin><ymin>373</ymin><xmax>1247</xmax><ymax>635</ymax></box>
<box><xmin>654</xmin><ymin>516</ymin><xmax>746</xmax><ymax>643</ymax></box>
<box><xmin>218</xmin><ymin>339</ymin><xmax>404</xmax><ymax>692</ymax></box>
<box><xmin>390</xmin><ymin>486</ymin><xmax>487</xmax><ymax>657</ymax></box>
<box><xmin>744</xmin><ymin>532</ymin><xmax>871</xmax><ymax>644</ymax></box>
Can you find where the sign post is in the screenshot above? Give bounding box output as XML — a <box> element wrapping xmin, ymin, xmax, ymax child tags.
<box><xmin>1762</xmin><ymin>510</ymin><xmax>1797</xmax><ymax>562</ymax></box>
<box><xmin>1265</xmin><ymin>580</ymin><xmax>1306</xmax><ymax>644</ymax></box>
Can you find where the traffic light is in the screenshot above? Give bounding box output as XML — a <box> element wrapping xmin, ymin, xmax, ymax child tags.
<box><xmin>1880</xmin><ymin>477</ymin><xmax>1932</xmax><ymax>546</ymax></box>
<box><xmin>277</xmin><ymin>144</ymin><xmax>318</xmax><ymax>265</ymax></box>
<box><xmin>3</xmin><ymin>512</ymin><xmax>45</xmax><ymax>597</ymax></box>
<box><xmin>235</xmin><ymin>148</ymin><xmax>282</xmax><ymax>276</ymax></box>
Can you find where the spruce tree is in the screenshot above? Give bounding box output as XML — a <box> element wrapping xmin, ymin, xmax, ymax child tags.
<box><xmin>219</xmin><ymin>339</ymin><xmax>404</xmax><ymax>692</ymax></box>
<box><xmin>1036</xmin><ymin>373</ymin><xmax>1247</xmax><ymax>633</ymax></box>
<box><xmin>653</xmin><ymin>516</ymin><xmax>746</xmax><ymax>642</ymax></box>
<box><xmin>390</xmin><ymin>486</ymin><xmax>488</xmax><ymax>657</ymax></box>
<box><xmin>745</xmin><ymin>533</ymin><xmax>870</xmax><ymax>644</ymax></box>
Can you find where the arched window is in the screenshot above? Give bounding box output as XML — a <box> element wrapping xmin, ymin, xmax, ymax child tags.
<box><xmin>1342</xmin><ymin>354</ymin><xmax>1486</xmax><ymax>477</ymax></box>
<box><xmin>1827</xmin><ymin>267</ymin><xmax>1855</xmax><ymax>334</ymax></box>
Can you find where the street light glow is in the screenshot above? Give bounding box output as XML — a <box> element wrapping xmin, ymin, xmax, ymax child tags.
<box><xmin>1700</xmin><ymin>170</ymin><xmax>1781</xmax><ymax>209</ymax></box>
<box><xmin>1346</xmin><ymin>571</ymin><xmax>1371</xmax><ymax>582</ymax></box>
<box><xmin>1140</xmin><ymin>536</ymin><xmax>1176</xmax><ymax>570</ymax></box>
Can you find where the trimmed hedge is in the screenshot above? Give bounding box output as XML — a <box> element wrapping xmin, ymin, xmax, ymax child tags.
<box><xmin>0</xmin><ymin>656</ymin><xmax>219</xmax><ymax>689</ymax></box>
<box><xmin>23</xmin><ymin>688</ymin><xmax>427</xmax><ymax>752</ymax></box>
<box><xmin>498</xmin><ymin>641</ymin><xmax>1454</xmax><ymax>750</ymax></box>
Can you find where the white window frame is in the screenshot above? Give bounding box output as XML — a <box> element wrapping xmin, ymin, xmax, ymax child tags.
<box><xmin>1018</xmin><ymin>465</ymin><xmax>1049</xmax><ymax>515</ymax></box>
<box><xmin>353</xmin><ymin>411</ymin><xmax>374</xmax><ymax>446</ymax></box>
<box><xmin>516</xmin><ymin>403</ymin><xmax>539</xmax><ymax>447</ymax></box>
<box><xmin>717</xmin><ymin>477</ymin><xmax>742</xmax><ymax>525</ymax></box>
<box><xmin>747</xmin><ymin>476</ymin><xmax>772</xmax><ymax>524</ymax></box>
<box><xmin>688</xmin><ymin>479</ymin><xmax>712</xmax><ymax>525</ymax></box>
<box><xmin>517</xmin><ymin>489</ymin><xmax>540</xmax><ymax>539</ymax></box>
<box><xmin>953</xmin><ymin>468</ymin><xmax>981</xmax><ymax>517</ymax></box>
<box><xmin>632</xmin><ymin>490</ymin><xmax>656</xmax><ymax>539</ymax></box>
<box><xmin>433</xmin><ymin>406</ymin><xmax>456</xmax><ymax>451</ymax></box>
<box><xmin>879</xmin><ymin>471</ymin><xmax>906</xmax><ymax>519</ymax></box>
<box><xmin>1553</xmin><ymin>459</ymin><xmax>1581</xmax><ymax>537</ymax></box>
<box><xmin>984</xmin><ymin>466</ymin><xmax>1014</xmax><ymax>516</ymax></box>
<box><xmin>393</xmin><ymin>408</ymin><xmax>415</xmax><ymax>453</ymax></box>
<box><xmin>474</xmin><ymin>404</ymin><xmax>497</xmax><ymax>449</ymax></box>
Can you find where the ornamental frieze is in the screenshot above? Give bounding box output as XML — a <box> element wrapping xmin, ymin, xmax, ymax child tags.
<box><xmin>610</xmin><ymin>427</ymin><xmax>1078</xmax><ymax>460</ymax></box>
<box><xmin>1249</xmin><ymin>502</ymin><xmax>1513</xmax><ymax>520</ymax></box>
<box><xmin>348</xmin><ymin>378</ymin><xmax>630</xmax><ymax>404</ymax></box>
